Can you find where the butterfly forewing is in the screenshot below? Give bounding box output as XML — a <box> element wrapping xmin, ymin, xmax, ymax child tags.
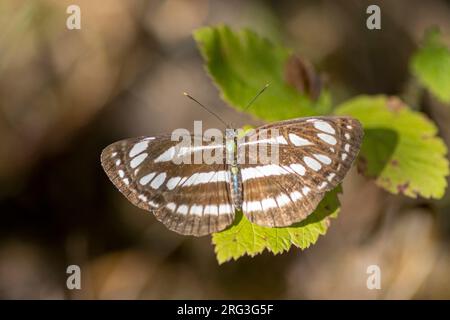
<box><xmin>238</xmin><ymin>116</ymin><xmax>363</xmax><ymax>227</ymax></box>
<box><xmin>101</xmin><ymin>135</ymin><xmax>235</xmax><ymax>236</ymax></box>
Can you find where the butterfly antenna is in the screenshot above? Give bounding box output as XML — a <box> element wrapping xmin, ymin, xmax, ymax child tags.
<box><xmin>183</xmin><ymin>92</ymin><xmax>228</xmax><ymax>128</ymax></box>
<box><xmin>243</xmin><ymin>83</ymin><xmax>270</xmax><ymax>112</ymax></box>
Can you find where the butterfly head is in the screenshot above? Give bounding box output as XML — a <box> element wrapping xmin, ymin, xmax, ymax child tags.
<box><xmin>225</xmin><ymin>127</ymin><xmax>237</xmax><ymax>139</ymax></box>
<box><xmin>225</xmin><ymin>128</ymin><xmax>238</xmax><ymax>159</ymax></box>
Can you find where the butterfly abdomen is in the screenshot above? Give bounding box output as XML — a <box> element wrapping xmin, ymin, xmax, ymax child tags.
<box><xmin>229</xmin><ymin>165</ymin><xmax>243</xmax><ymax>210</ymax></box>
<box><xmin>226</xmin><ymin>129</ymin><xmax>243</xmax><ymax>210</ymax></box>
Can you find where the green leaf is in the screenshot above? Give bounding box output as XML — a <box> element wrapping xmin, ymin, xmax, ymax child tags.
<box><xmin>193</xmin><ymin>25</ymin><xmax>331</xmax><ymax>121</ymax></box>
<box><xmin>335</xmin><ymin>95</ymin><xmax>449</xmax><ymax>199</ymax></box>
<box><xmin>212</xmin><ymin>187</ymin><xmax>341</xmax><ymax>264</ymax></box>
<box><xmin>411</xmin><ymin>28</ymin><xmax>450</xmax><ymax>103</ymax></box>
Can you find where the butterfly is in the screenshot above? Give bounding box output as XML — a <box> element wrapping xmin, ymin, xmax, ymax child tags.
<box><xmin>101</xmin><ymin>115</ymin><xmax>363</xmax><ymax>237</ymax></box>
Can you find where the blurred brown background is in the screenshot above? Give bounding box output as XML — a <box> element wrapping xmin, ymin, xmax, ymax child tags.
<box><xmin>0</xmin><ymin>0</ymin><xmax>449</xmax><ymax>299</ymax></box>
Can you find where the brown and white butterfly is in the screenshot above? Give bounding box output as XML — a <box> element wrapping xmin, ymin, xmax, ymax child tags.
<box><xmin>101</xmin><ymin>116</ymin><xmax>363</xmax><ymax>236</ymax></box>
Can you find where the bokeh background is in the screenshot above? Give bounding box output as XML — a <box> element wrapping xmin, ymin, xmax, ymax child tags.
<box><xmin>1</xmin><ymin>0</ymin><xmax>450</xmax><ymax>299</ymax></box>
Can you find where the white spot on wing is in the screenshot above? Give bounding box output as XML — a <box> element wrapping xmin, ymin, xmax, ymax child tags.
<box><xmin>219</xmin><ymin>204</ymin><xmax>233</xmax><ymax>215</ymax></box>
<box><xmin>276</xmin><ymin>136</ymin><xmax>288</xmax><ymax>144</ymax></box>
<box><xmin>341</xmin><ymin>153</ymin><xmax>348</xmax><ymax>160</ymax></box>
<box><xmin>178</xmin><ymin>144</ymin><xmax>224</xmax><ymax>156</ymax></box>
<box><xmin>318</xmin><ymin>181</ymin><xmax>328</xmax><ymax>190</ymax></box>
<box><xmin>180</xmin><ymin>170</ymin><xmax>228</xmax><ymax>187</ymax></box>
<box><xmin>177</xmin><ymin>205</ymin><xmax>189</xmax><ymax>215</ymax></box>
<box><xmin>261</xmin><ymin>198</ymin><xmax>278</xmax><ymax>210</ymax></box>
<box><xmin>276</xmin><ymin>193</ymin><xmax>291</xmax><ymax>207</ymax></box>
<box><xmin>166</xmin><ymin>176</ymin><xmax>182</xmax><ymax>190</ymax></box>
<box><xmin>182</xmin><ymin>173</ymin><xmax>198</xmax><ymax>187</ymax></box>
<box><xmin>241</xmin><ymin>168</ymin><xmax>262</xmax><ymax>180</ymax></box>
<box><xmin>345</xmin><ymin>144</ymin><xmax>350</xmax><ymax>152</ymax></box>
<box><xmin>193</xmin><ymin>172</ymin><xmax>216</xmax><ymax>186</ymax></box>
<box><xmin>138</xmin><ymin>194</ymin><xmax>148</xmax><ymax>202</ymax></box>
<box><xmin>118</xmin><ymin>170</ymin><xmax>125</xmax><ymax>178</ymax></box>
<box><xmin>150</xmin><ymin>172</ymin><xmax>166</xmax><ymax>189</ymax></box>
<box><xmin>241</xmin><ymin>165</ymin><xmax>289</xmax><ymax>181</ymax></box>
<box><xmin>327</xmin><ymin>173</ymin><xmax>336</xmax><ymax>182</ymax></box>
<box><xmin>345</xmin><ymin>133</ymin><xmax>351</xmax><ymax>140</ymax></box>
<box><xmin>318</xmin><ymin>133</ymin><xmax>337</xmax><ymax>145</ymax></box>
<box><xmin>314</xmin><ymin>120</ymin><xmax>336</xmax><ymax>134</ymax></box>
<box><xmin>139</xmin><ymin>172</ymin><xmax>156</xmax><ymax>185</ymax></box>
<box><xmin>290</xmin><ymin>191</ymin><xmax>302</xmax><ymax>201</ymax></box>
<box><xmin>289</xmin><ymin>133</ymin><xmax>312</xmax><ymax>146</ymax></box>
<box><xmin>290</xmin><ymin>163</ymin><xmax>306</xmax><ymax>176</ymax></box>
<box><xmin>148</xmin><ymin>200</ymin><xmax>158</xmax><ymax>208</ymax></box>
<box><xmin>130</xmin><ymin>153</ymin><xmax>148</xmax><ymax>169</ymax></box>
<box><xmin>302</xmin><ymin>187</ymin><xmax>311</xmax><ymax>195</ymax></box>
<box><xmin>244</xmin><ymin>201</ymin><xmax>262</xmax><ymax>212</ymax></box>
<box><xmin>190</xmin><ymin>205</ymin><xmax>203</xmax><ymax>216</ymax></box>
<box><xmin>304</xmin><ymin>156</ymin><xmax>322</xmax><ymax>171</ymax></box>
<box><xmin>204</xmin><ymin>205</ymin><xmax>218</xmax><ymax>215</ymax></box>
<box><xmin>313</xmin><ymin>154</ymin><xmax>332</xmax><ymax>165</ymax></box>
<box><xmin>154</xmin><ymin>146</ymin><xmax>176</xmax><ymax>163</ymax></box>
<box><xmin>166</xmin><ymin>202</ymin><xmax>176</xmax><ymax>212</ymax></box>
<box><xmin>243</xmin><ymin>136</ymin><xmax>288</xmax><ymax>146</ymax></box>
<box><xmin>217</xmin><ymin>171</ymin><xmax>230</xmax><ymax>183</ymax></box>
<box><xmin>262</xmin><ymin>165</ymin><xmax>286</xmax><ymax>176</ymax></box>
<box><xmin>129</xmin><ymin>141</ymin><xmax>149</xmax><ymax>157</ymax></box>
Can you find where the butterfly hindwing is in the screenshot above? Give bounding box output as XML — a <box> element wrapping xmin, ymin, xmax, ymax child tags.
<box><xmin>241</xmin><ymin>173</ymin><xmax>326</xmax><ymax>227</ymax></box>
<box><xmin>101</xmin><ymin>135</ymin><xmax>235</xmax><ymax>236</ymax></box>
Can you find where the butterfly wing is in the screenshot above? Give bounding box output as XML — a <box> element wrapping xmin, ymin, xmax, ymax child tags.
<box><xmin>101</xmin><ymin>134</ymin><xmax>235</xmax><ymax>236</ymax></box>
<box><xmin>238</xmin><ymin>116</ymin><xmax>363</xmax><ymax>227</ymax></box>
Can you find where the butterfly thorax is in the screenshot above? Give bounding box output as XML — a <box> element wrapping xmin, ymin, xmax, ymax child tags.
<box><xmin>226</xmin><ymin>128</ymin><xmax>243</xmax><ymax>210</ymax></box>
